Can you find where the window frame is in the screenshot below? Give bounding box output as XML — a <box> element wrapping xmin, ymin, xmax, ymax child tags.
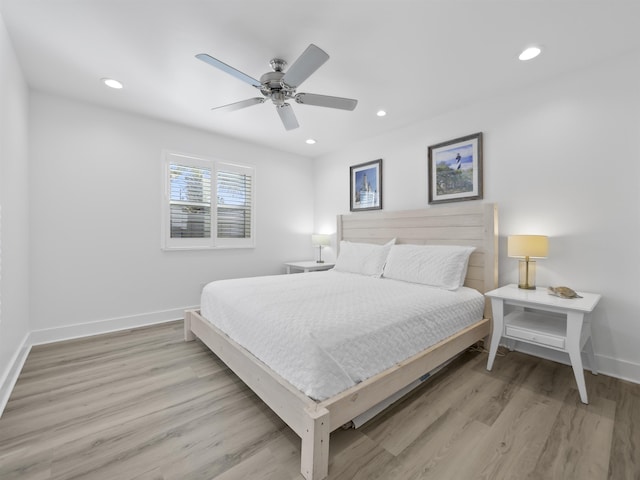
<box><xmin>161</xmin><ymin>151</ymin><xmax>256</xmax><ymax>251</ymax></box>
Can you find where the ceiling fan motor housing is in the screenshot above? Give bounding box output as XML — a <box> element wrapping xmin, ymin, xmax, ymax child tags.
<box><xmin>260</xmin><ymin>62</ymin><xmax>294</xmax><ymax>105</ymax></box>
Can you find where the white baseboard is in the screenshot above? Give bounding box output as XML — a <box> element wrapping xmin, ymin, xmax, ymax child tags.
<box><xmin>509</xmin><ymin>342</ymin><xmax>640</xmax><ymax>385</ymax></box>
<box><xmin>588</xmin><ymin>352</ymin><xmax>640</xmax><ymax>385</ymax></box>
<box><xmin>0</xmin><ymin>332</ymin><xmax>31</xmax><ymax>418</ymax></box>
<box><xmin>0</xmin><ymin>306</ymin><xmax>197</xmax><ymax>418</ymax></box>
<box><xmin>29</xmin><ymin>306</ymin><xmax>197</xmax><ymax>345</ymax></box>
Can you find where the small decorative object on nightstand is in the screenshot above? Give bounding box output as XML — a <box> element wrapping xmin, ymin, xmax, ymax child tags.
<box><xmin>485</xmin><ymin>284</ymin><xmax>601</xmax><ymax>404</ymax></box>
<box><xmin>507</xmin><ymin>235</ymin><xmax>548</xmax><ymax>289</ymax></box>
<box><xmin>284</xmin><ymin>260</ymin><xmax>335</xmax><ymax>274</ymax></box>
<box><xmin>311</xmin><ymin>234</ymin><xmax>331</xmax><ymax>263</ymax></box>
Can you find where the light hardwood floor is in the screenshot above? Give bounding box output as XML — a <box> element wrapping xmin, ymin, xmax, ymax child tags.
<box><xmin>0</xmin><ymin>321</ymin><xmax>638</xmax><ymax>480</ymax></box>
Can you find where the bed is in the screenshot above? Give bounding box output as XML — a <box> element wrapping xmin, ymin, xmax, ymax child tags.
<box><xmin>184</xmin><ymin>202</ymin><xmax>498</xmax><ymax>480</ymax></box>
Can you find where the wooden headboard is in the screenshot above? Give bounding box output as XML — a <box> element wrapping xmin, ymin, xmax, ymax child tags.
<box><xmin>337</xmin><ymin>203</ymin><xmax>498</xmax><ymax>312</ymax></box>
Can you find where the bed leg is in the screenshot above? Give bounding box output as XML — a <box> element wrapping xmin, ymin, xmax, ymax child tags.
<box><xmin>300</xmin><ymin>407</ymin><xmax>330</xmax><ymax>480</ymax></box>
<box><xmin>184</xmin><ymin>310</ymin><xmax>196</xmax><ymax>342</ymax></box>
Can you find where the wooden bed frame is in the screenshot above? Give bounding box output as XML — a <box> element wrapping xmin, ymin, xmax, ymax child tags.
<box><xmin>184</xmin><ymin>202</ymin><xmax>498</xmax><ymax>480</ymax></box>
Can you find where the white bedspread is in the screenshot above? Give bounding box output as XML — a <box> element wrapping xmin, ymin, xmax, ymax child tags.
<box><xmin>200</xmin><ymin>270</ymin><xmax>484</xmax><ymax>401</ymax></box>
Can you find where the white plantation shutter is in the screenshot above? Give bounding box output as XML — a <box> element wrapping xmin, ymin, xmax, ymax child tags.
<box><xmin>162</xmin><ymin>152</ymin><xmax>255</xmax><ymax>250</ymax></box>
<box><xmin>169</xmin><ymin>163</ymin><xmax>212</xmax><ymax>239</ymax></box>
<box><xmin>217</xmin><ymin>167</ymin><xmax>253</xmax><ymax>239</ymax></box>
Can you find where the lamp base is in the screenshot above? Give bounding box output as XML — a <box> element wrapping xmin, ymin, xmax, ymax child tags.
<box><xmin>517</xmin><ymin>259</ymin><xmax>537</xmax><ymax>290</ymax></box>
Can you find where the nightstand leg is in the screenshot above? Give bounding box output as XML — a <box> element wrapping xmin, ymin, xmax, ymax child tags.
<box><xmin>486</xmin><ymin>299</ymin><xmax>504</xmax><ymax>371</ymax></box>
<box><xmin>566</xmin><ymin>312</ymin><xmax>589</xmax><ymax>404</ymax></box>
<box><xmin>584</xmin><ymin>336</ymin><xmax>598</xmax><ymax>375</ymax></box>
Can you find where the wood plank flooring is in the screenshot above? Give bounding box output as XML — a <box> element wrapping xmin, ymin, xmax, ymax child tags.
<box><xmin>0</xmin><ymin>321</ymin><xmax>638</xmax><ymax>479</ymax></box>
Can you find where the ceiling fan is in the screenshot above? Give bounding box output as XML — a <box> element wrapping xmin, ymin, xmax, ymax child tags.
<box><xmin>196</xmin><ymin>44</ymin><xmax>358</xmax><ymax>131</ymax></box>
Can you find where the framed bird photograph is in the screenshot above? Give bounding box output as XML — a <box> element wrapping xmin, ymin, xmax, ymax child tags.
<box><xmin>350</xmin><ymin>159</ymin><xmax>382</xmax><ymax>212</ymax></box>
<box><xmin>428</xmin><ymin>132</ymin><xmax>483</xmax><ymax>204</ymax></box>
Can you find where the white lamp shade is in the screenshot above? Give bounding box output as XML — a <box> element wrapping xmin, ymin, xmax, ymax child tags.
<box><xmin>311</xmin><ymin>234</ymin><xmax>331</xmax><ymax>246</ymax></box>
<box><xmin>507</xmin><ymin>235</ymin><xmax>548</xmax><ymax>258</ymax></box>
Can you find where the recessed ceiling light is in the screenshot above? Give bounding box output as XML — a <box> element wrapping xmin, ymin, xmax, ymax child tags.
<box><xmin>102</xmin><ymin>78</ymin><xmax>124</xmax><ymax>89</ymax></box>
<box><xmin>519</xmin><ymin>46</ymin><xmax>541</xmax><ymax>61</ymax></box>
<box><xmin>305</xmin><ymin>138</ymin><xmax>316</xmax><ymax>145</ymax></box>
<box><xmin>376</xmin><ymin>110</ymin><xmax>387</xmax><ymax>117</ymax></box>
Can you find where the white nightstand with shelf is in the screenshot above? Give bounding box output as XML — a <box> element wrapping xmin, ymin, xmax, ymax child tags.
<box><xmin>485</xmin><ymin>284</ymin><xmax>601</xmax><ymax>404</ymax></box>
<box><xmin>284</xmin><ymin>261</ymin><xmax>335</xmax><ymax>274</ymax></box>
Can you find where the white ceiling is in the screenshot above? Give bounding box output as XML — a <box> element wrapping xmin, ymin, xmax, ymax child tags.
<box><xmin>2</xmin><ymin>0</ymin><xmax>639</xmax><ymax>157</ymax></box>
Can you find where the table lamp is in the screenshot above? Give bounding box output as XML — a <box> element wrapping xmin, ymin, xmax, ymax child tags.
<box><xmin>311</xmin><ymin>234</ymin><xmax>331</xmax><ymax>263</ymax></box>
<box><xmin>507</xmin><ymin>235</ymin><xmax>548</xmax><ymax>290</ymax></box>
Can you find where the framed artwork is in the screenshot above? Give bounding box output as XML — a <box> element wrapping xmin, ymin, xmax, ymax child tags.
<box><xmin>428</xmin><ymin>132</ymin><xmax>483</xmax><ymax>204</ymax></box>
<box><xmin>350</xmin><ymin>159</ymin><xmax>382</xmax><ymax>211</ymax></box>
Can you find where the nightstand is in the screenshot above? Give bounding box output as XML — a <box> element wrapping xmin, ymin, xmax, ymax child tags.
<box><xmin>485</xmin><ymin>284</ymin><xmax>601</xmax><ymax>404</ymax></box>
<box><xmin>284</xmin><ymin>261</ymin><xmax>335</xmax><ymax>274</ymax></box>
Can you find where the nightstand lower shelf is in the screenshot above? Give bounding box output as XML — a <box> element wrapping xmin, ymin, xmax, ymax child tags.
<box><xmin>505</xmin><ymin>311</ymin><xmax>566</xmax><ymax>349</ymax></box>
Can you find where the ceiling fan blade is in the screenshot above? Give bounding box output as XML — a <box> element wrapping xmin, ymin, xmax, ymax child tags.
<box><xmin>211</xmin><ymin>97</ymin><xmax>265</xmax><ymax>112</ymax></box>
<box><xmin>196</xmin><ymin>53</ymin><xmax>262</xmax><ymax>88</ymax></box>
<box><xmin>281</xmin><ymin>44</ymin><xmax>329</xmax><ymax>88</ymax></box>
<box><xmin>277</xmin><ymin>103</ymin><xmax>299</xmax><ymax>130</ymax></box>
<box><xmin>295</xmin><ymin>93</ymin><xmax>358</xmax><ymax>111</ymax></box>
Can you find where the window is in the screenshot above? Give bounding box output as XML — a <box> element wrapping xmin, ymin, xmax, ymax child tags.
<box><xmin>162</xmin><ymin>152</ymin><xmax>255</xmax><ymax>250</ymax></box>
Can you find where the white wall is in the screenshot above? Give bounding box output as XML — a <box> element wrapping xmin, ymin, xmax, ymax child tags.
<box><xmin>29</xmin><ymin>92</ymin><xmax>315</xmax><ymax>340</ymax></box>
<box><xmin>0</xmin><ymin>12</ymin><xmax>30</xmax><ymax>407</ymax></box>
<box><xmin>313</xmin><ymin>51</ymin><xmax>640</xmax><ymax>382</ymax></box>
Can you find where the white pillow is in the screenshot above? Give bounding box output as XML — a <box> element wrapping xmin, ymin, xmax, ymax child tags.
<box><xmin>334</xmin><ymin>239</ymin><xmax>395</xmax><ymax>277</ymax></box>
<box><xmin>382</xmin><ymin>244</ymin><xmax>476</xmax><ymax>290</ymax></box>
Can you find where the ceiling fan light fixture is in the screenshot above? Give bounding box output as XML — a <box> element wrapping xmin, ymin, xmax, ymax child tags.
<box><xmin>519</xmin><ymin>46</ymin><xmax>542</xmax><ymax>61</ymax></box>
<box><xmin>101</xmin><ymin>78</ymin><xmax>123</xmax><ymax>89</ymax></box>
